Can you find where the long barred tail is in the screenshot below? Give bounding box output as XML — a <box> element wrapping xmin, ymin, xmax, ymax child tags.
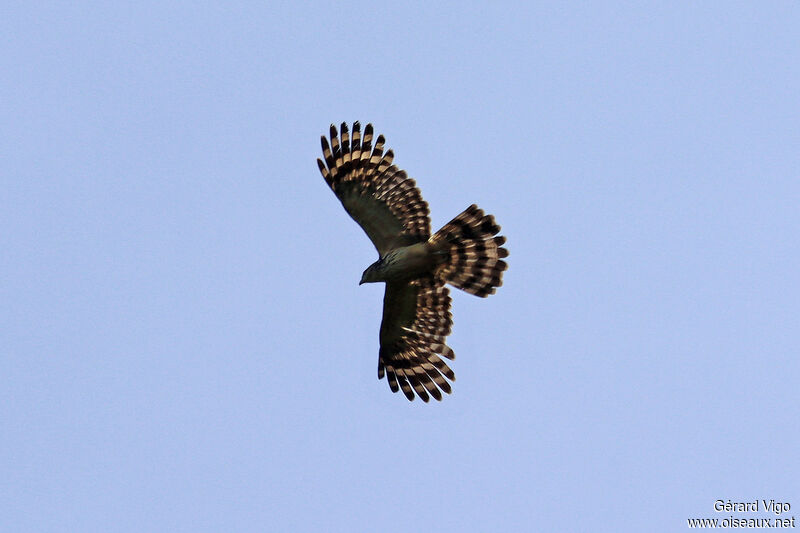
<box><xmin>430</xmin><ymin>204</ymin><xmax>509</xmax><ymax>297</ymax></box>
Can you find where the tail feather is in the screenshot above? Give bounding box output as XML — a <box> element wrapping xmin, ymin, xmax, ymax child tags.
<box><xmin>431</xmin><ymin>205</ymin><xmax>509</xmax><ymax>297</ymax></box>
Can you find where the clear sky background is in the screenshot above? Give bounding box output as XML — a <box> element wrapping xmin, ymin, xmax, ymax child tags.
<box><xmin>2</xmin><ymin>2</ymin><xmax>798</xmax><ymax>532</ymax></box>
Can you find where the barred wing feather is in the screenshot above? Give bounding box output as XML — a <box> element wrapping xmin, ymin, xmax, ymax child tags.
<box><xmin>378</xmin><ymin>276</ymin><xmax>455</xmax><ymax>402</ymax></box>
<box><xmin>317</xmin><ymin>122</ymin><xmax>431</xmax><ymax>255</ymax></box>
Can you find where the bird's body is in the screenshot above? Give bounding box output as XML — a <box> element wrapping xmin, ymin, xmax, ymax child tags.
<box><xmin>361</xmin><ymin>241</ymin><xmax>444</xmax><ymax>284</ymax></box>
<box><xmin>317</xmin><ymin>122</ymin><xmax>508</xmax><ymax>402</ymax></box>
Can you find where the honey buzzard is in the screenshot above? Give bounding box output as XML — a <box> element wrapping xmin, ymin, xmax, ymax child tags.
<box><xmin>317</xmin><ymin>122</ymin><xmax>508</xmax><ymax>402</ymax></box>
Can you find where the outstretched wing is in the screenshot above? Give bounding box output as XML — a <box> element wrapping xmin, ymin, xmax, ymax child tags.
<box><xmin>317</xmin><ymin>122</ymin><xmax>431</xmax><ymax>255</ymax></box>
<box><xmin>378</xmin><ymin>276</ymin><xmax>455</xmax><ymax>402</ymax></box>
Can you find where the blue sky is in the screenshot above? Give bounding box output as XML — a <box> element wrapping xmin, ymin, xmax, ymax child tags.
<box><xmin>2</xmin><ymin>2</ymin><xmax>798</xmax><ymax>531</ymax></box>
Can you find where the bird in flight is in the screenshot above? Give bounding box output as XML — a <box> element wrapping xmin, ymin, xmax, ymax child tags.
<box><xmin>317</xmin><ymin>122</ymin><xmax>508</xmax><ymax>402</ymax></box>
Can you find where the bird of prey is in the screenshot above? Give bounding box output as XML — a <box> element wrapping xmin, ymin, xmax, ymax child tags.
<box><xmin>317</xmin><ymin>122</ymin><xmax>508</xmax><ymax>402</ymax></box>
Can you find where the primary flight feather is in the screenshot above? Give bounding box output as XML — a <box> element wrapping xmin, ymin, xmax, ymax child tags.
<box><xmin>317</xmin><ymin>122</ymin><xmax>509</xmax><ymax>402</ymax></box>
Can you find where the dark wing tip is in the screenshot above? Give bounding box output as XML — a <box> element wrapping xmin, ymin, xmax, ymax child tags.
<box><xmin>402</xmin><ymin>386</ymin><xmax>415</xmax><ymax>401</ymax></box>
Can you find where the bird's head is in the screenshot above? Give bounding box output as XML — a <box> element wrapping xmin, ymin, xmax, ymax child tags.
<box><xmin>359</xmin><ymin>259</ymin><xmax>384</xmax><ymax>285</ymax></box>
